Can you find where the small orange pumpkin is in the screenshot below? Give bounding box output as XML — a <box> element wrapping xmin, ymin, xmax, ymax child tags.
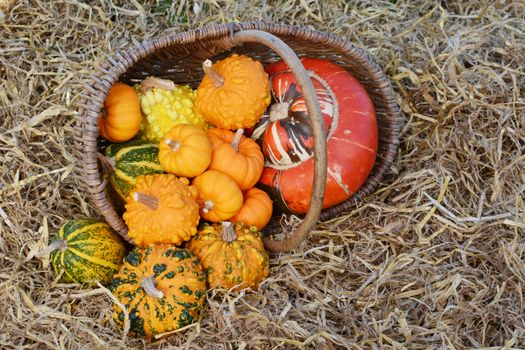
<box><xmin>191</xmin><ymin>170</ymin><xmax>243</xmax><ymax>222</ymax></box>
<box><xmin>158</xmin><ymin>124</ymin><xmax>212</xmax><ymax>178</ymax></box>
<box><xmin>231</xmin><ymin>188</ymin><xmax>273</xmax><ymax>230</ymax></box>
<box><xmin>207</xmin><ymin>128</ymin><xmax>264</xmax><ymax>190</ymax></box>
<box><xmin>195</xmin><ymin>54</ymin><xmax>271</xmax><ymax>129</ymax></box>
<box><xmin>98</xmin><ymin>83</ymin><xmax>142</xmax><ymax>142</ymax></box>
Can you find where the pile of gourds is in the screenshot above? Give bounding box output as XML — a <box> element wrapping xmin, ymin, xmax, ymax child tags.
<box><xmin>44</xmin><ymin>54</ymin><xmax>274</xmax><ymax>340</ymax></box>
<box><xmin>41</xmin><ymin>53</ymin><xmax>379</xmax><ymax>340</ymax></box>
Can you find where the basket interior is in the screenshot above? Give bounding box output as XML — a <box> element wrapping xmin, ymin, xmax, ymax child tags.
<box><xmin>104</xmin><ymin>32</ymin><xmax>398</xmax><ymax>223</ymax></box>
<box><xmin>119</xmin><ymin>38</ymin><xmax>347</xmax><ymax>87</ymax></box>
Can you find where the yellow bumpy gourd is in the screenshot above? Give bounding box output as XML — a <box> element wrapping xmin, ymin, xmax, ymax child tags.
<box><xmin>138</xmin><ymin>77</ymin><xmax>208</xmax><ymax>142</ymax></box>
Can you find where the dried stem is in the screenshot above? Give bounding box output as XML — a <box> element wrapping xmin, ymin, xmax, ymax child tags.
<box><xmin>97</xmin><ymin>153</ymin><xmax>116</xmax><ymax>173</ymax></box>
<box><xmin>202</xmin><ymin>200</ymin><xmax>214</xmax><ymax>214</ymax></box>
<box><xmin>269</xmin><ymin>102</ymin><xmax>290</xmax><ymax>122</ymax></box>
<box><xmin>141</xmin><ymin>275</ymin><xmax>164</xmax><ymax>298</ymax></box>
<box><xmin>202</xmin><ymin>59</ymin><xmax>224</xmax><ymax>88</ymax></box>
<box><xmin>231</xmin><ymin>129</ymin><xmax>244</xmax><ymax>151</ymax></box>
<box><xmin>221</xmin><ymin>221</ymin><xmax>237</xmax><ymax>243</ymax></box>
<box><xmin>140</xmin><ymin>76</ymin><xmax>176</xmax><ymax>93</ymax></box>
<box><xmin>164</xmin><ymin>138</ymin><xmax>180</xmax><ymax>152</ymax></box>
<box><xmin>37</xmin><ymin>240</ymin><xmax>68</xmax><ymax>258</ymax></box>
<box><xmin>132</xmin><ymin>192</ymin><xmax>159</xmax><ymax>210</ymax></box>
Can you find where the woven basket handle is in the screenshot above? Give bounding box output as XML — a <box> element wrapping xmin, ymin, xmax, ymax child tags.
<box><xmin>230</xmin><ymin>30</ymin><xmax>328</xmax><ymax>252</ymax></box>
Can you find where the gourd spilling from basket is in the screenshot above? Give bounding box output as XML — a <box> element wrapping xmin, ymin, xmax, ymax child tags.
<box><xmin>46</xmin><ymin>23</ymin><xmax>402</xmax><ymax>341</ymax></box>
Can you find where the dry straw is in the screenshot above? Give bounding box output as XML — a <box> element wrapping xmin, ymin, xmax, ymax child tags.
<box><xmin>1</xmin><ymin>1</ymin><xmax>524</xmax><ymax>349</ymax></box>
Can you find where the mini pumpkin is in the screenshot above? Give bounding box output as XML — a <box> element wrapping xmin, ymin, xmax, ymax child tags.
<box><xmin>191</xmin><ymin>170</ymin><xmax>243</xmax><ymax>222</ymax></box>
<box><xmin>109</xmin><ymin>245</ymin><xmax>207</xmax><ymax>339</ymax></box>
<box><xmin>98</xmin><ymin>82</ymin><xmax>142</xmax><ymax>142</ymax></box>
<box><xmin>195</xmin><ymin>54</ymin><xmax>271</xmax><ymax>129</ymax></box>
<box><xmin>230</xmin><ymin>188</ymin><xmax>273</xmax><ymax>230</ymax></box>
<box><xmin>40</xmin><ymin>219</ymin><xmax>127</xmax><ymax>286</ymax></box>
<box><xmin>207</xmin><ymin>128</ymin><xmax>264</xmax><ymax>190</ymax></box>
<box><xmin>139</xmin><ymin>77</ymin><xmax>207</xmax><ymax>142</ymax></box>
<box><xmin>158</xmin><ymin>124</ymin><xmax>212</xmax><ymax>178</ymax></box>
<box><xmin>123</xmin><ymin>174</ymin><xmax>200</xmax><ymax>247</ymax></box>
<box><xmin>187</xmin><ymin>221</ymin><xmax>269</xmax><ymax>290</ymax></box>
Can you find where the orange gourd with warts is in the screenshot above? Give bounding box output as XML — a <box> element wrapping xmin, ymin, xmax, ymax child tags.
<box><xmin>187</xmin><ymin>221</ymin><xmax>269</xmax><ymax>290</ymax></box>
<box><xmin>123</xmin><ymin>174</ymin><xmax>199</xmax><ymax>246</ymax></box>
<box><xmin>195</xmin><ymin>54</ymin><xmax>271</xmax><ymax>129</ymax></box>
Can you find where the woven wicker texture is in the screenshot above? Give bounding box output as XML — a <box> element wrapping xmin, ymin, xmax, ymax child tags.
<box><xmin>75</xmin><ymin>21</ymin><xmax>403</xmax><ymax>249</ymax></box>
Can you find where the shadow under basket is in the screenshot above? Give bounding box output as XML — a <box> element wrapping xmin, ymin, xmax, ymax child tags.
<box><xmin>74</xmin><ymin>21</ymin><xmax>403</xmax><ymax>253</ymax></box>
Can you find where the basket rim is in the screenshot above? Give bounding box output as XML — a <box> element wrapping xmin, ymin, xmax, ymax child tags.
<box><xmin>74</xmin><ymin>20</ymin><xmax>403</xmax><ymax>244</ymax></box>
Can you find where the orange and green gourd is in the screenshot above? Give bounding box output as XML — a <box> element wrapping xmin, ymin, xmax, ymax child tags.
<box><xmin>123</xmin><ymin>174</ymin><xmax>200</xmax><ymax>247</ymax></box>
<box><xmin>195</xmin><ymin>54</ymin><xmax>271</xmax><ymax>129</ymax></box>
<box><xmin>187</xmin><ymin>221</ymin><xmax>269</xmax><ymax>290</ymax></box>
<box><xmin>43</xmin><ymin>219</ymin><xmax>127</xmax><ymax>286</ymax></box>
<box><xmin>158</xmin><ymin>124</ymin><xmax>212</xmax><ymax>178</ymax></box>
<box><xmin>138</xmin><ymin>77</ymin><xmax>207</xmax><ymax>142</ymax></box>
<box><xmin>102</xmin><ymin>139</ymin><xmax>164</xmax><ymax>207</ymax></box>
<box><xmin>109</xmin><ymin>245</ymin><xmax>207</xmax><ymax>339</ymax></box>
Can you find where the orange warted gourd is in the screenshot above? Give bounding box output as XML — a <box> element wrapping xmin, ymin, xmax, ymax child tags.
<box><xmin>187</xmin><ymin>221</ymin><xmax>269</xmax><ymax>290</ymax></box>
<box><xmin>123</xmin><ymin>174</ymin><xmax>199</xmax><ymax>246</ymax></box>
<box><xmin>195</xmin><ymin>54</ymin><xmax>271</xmax><ymax>129</ymax></box>
<box><xmin>109</xmin><ymin>245</ymin><xmax>207</xmax><ymax>339</ymax></box>
<box><xmin>230</xmin><ymin>188</ymin><xmax>273</xmax><ymax>230</ymax></box>
<box><xmin>207</xmin><ymin>128</ymin><xmax>264</xmax><ymax>190</ymax></box>
<box><xmin>98</xmin><ymin>82</ymin><xmax>142</xmax><ymax>142</ymax></box>
<box><xmin>191</xmin><ymin>170</ymin><xmax>243</xmax><ymax>222</ymax></box>
<box><xmin>158</xmin><ymin>124</ymin><xmax>212</xmax><ymax>177</ymax></box>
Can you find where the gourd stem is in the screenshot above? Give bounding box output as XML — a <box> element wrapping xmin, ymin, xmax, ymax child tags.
<box><xmin>231</xmin><ymin>129</ymin><xmax>244</xmax><ymax>151</ymax></box>
<box><xmin>37</xmin><ymin>239</ymin><xmax>68</xmax><ymax>258</ymax></box>
<box><xmin>165</xmin><ymin>138</ymin><xmax>180</xmax><ymax>152</ymax></box>
<box><xmin>202</xmin><ymin>59</ymin><xmax>224</xmax><ymax>88</ymax></box>
<box><xmin>221</xmin><ymin>221</ymin><xmax>237</xmax><ymax>243</ymax></box>
<box><xmin>202</xmin><ymin>200</ymin><xmax>214</xmax><ymax>213</ymax></box>
<box><xmin>269</xmin><ymin>102</ymin><xmax>290</xmax><ymax>122</ymax></box>
<box><xmin>132</xmin><ymin>192</ymin><xmax>159</xmax><ymax>210</ymax></box>
<box><xmin>141</xmin><ymin>275</ymin><xmax>164</xmax><ymax>299</ymax></box>
<box><xmin>97</xmin><ymin>153</ymin><xmax>116</xmax><ymax>173</ymax></box>
<box><xmin>140</xmin><ymin>76</ymin><xmax>175</xmax><ymax>93</ymax></box>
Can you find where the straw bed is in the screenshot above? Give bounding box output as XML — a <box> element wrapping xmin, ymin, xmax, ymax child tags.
<box><xmin>1</xmin><ymin>1</ymin><xmax>524</xmax><ymax>349</ymax></box>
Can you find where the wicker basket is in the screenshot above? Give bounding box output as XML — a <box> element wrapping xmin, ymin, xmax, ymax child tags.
<box><xmin>74</xmin><ymin>21</ymin><xmax>402</xmax><ymax>252</ymax></box>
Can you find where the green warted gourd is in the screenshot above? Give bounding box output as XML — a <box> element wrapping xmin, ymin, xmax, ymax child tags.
<box><xmin>103</xmin><ymin>139</ymin><xmax>164</xmax><ymax>207</ymax></box>
<box><xmin>109</xmin><ymin>245</ymin><xmax>207</xmax><ymax>339</ymax></box>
